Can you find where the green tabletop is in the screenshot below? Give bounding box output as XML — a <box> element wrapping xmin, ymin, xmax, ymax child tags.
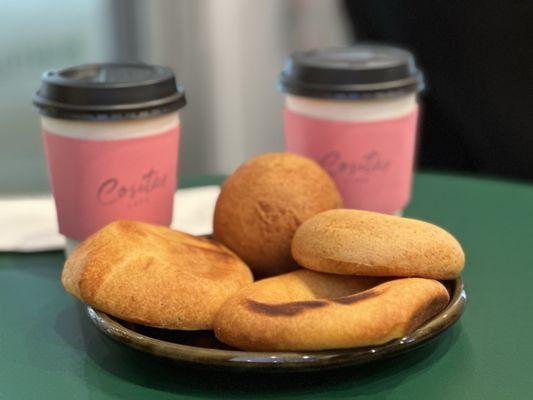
<box><xmin>1</xmin><ymin>173</ymin><xmax>532</xmax><ymax>400</ymax></box>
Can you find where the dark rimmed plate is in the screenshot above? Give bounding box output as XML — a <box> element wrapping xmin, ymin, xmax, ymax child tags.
<box><xmin>87</xmin><ymin>277</ymin><xmax>466</xmax><ymax>372</ymax></box>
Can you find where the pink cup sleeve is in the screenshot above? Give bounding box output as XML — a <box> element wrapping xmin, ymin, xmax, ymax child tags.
<box><xmin>284</xmin><ymin>108</ymin><xmax>419</xmax><ymax>214</ymax></box>
<box><xmin>42</xmin><ymin>126</ymin><xmax>179</xmax><ymax>240</ymax></box>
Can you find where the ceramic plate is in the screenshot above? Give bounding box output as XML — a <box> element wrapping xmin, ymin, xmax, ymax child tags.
<box><xmin>87</xmin><ymin>277</ymin><xmax>466</xmax><ymax>372</ymax></box>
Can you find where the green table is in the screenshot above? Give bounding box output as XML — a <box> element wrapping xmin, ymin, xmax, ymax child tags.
<box><xmin>1</xmin><ymin>173</ymin><xmax>532</xmax><ymax>399</ymax></box>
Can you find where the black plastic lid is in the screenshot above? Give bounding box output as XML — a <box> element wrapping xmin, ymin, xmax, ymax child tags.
<box><xmin>33</xmin><ymin>63</ymin><xmax>186</xmax><ymax>121</ymax></box>
<box><xmin>279</xmin><ymin>44</ymin><xmax>424</xmax><ymax>99</ymax></box>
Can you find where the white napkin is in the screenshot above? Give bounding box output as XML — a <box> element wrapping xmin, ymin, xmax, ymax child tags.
<box><xmin>0</xmin><ymin>186</ymin><xmax>220</xmax><ymax>252</ymax></box>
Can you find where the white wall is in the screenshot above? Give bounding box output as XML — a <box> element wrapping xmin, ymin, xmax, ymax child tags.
<box><xmin>131</xmin><ymin>0</ymin><xmax>351</xmax><ymax>175</ymax></box>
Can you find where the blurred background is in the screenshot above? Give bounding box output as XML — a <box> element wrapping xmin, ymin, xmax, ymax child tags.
<box><xmin>1</xmin><ymin>0</ymin><xmax>531</xmax><ymax>194</ymax></box>
<box><xmin>0</xmin><ymin>0</ymin><xmax>350</xmax><ymax>193</ymax></box>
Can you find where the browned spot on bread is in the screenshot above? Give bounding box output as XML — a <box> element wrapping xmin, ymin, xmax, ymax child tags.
<box><xmin>247</xmin><ymin>299</ymin><xmax>327</xmax><ymax>316</ymax></box>
<box><xmin>405</xmin><ymin>291</ymin><xmax>449</xmax><ymax>333</ymax></box>
<box><xmin>331</xmin><ymin>288</ymin><xmax>382</xmax><ymax>305</ymax></box>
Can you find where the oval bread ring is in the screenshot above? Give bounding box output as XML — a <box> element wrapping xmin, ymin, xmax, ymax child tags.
<box><xmin>214</xmin><ymin>269</ymin><xmax>450</xmax><ymax>351</ymax></box>
<box><xmin>292</xmin><ymin>209</ymin><xmax>465</xmax><ymax>279</ymax></box>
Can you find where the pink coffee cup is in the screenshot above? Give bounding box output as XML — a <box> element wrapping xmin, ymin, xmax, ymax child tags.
<box><xmin>280</xmin><ymin>45</ymin><xmax>424</xmax><ymax>215</ymax></box>
<box><xmin>34</xmin><ymin>63</ymin><xmax>186</xmax><ymax>253</ymax></box>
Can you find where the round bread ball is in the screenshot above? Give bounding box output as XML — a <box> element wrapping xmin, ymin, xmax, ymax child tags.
<box><xmin>213</xmin><ymin>152</ymin><xmax>342</xmax><ymax>277</ymax></box>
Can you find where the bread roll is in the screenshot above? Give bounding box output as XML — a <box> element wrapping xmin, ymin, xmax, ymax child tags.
<box><xmin>214</xmin><ymin>269</ymin><xmax>449</xmax><ymax>351</ymax></box>
<box><xmin>214</xmin><ymin>152</ymin><xmax>342</xmax><ymax>277</ymax></box>
<box><xmin>292</xmin><ymin>209</ymin><xmax>465</xmax><ymax>279</ymax></box>
<box><xmin>62</xmin><ymin>220</ymin><xmax>253</xmax><ymax>330</ymax></box>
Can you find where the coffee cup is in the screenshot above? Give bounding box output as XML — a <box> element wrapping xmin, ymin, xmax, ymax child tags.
<box><xmin>34</xmin><ymin>63</ymin><xmax>186</xmax><ymax>253</ymax></box>
<box><xmin>279</xmin><ymin>44</ymin><xmax>424</xmax><ymax>214</ymax></box>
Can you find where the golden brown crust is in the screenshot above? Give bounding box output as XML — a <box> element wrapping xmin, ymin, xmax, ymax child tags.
<box><xmin>62</xmin><ymin>220</ymin><xmax>253</xmax><ymax>330</ymax></box>
<box><xmin>213</xmin><ymin>152</ymin><xmax>342</xmax><ymax>278</ymax></box>
<box><xmin>291</xmin><ymin>209</ymin><xmax>465</xmax><ymax>279</ymax></box>
<box><xmin>214</xmin><ymin>269</ymin><xmax>449</xmax><ymax>351</ymax></box>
